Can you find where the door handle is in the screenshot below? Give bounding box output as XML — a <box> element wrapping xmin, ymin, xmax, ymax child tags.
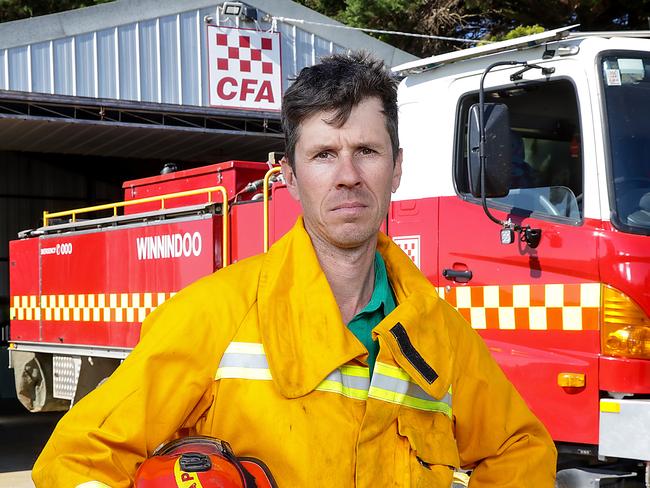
<box><xmin>442</xmin><ymin>268</ymin><xmax>473</xmax><ymax>282</ymax></box>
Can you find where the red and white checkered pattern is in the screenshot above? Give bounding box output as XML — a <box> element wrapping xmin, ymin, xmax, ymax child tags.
<box><xmin>214</xmin><ymin>31</ymin><xmax>276</xmax><ymax>76</ymax></box>
<box><xmin>438</xmin><ymin>283</ymin><xmax>601</xmax><ymax>331</ymax></box>
<box><xmin>207</xmin><ymin>26</ymin><xmax>282</xmax><ymax>111</ymax></box>
<box><xmin>10</xmin><ymin>292</ymin><xmax>175</xmax><ymax>324</ymax></box>
<box><xmin>393</xmin><ymin>235</ymin><xmax>421</xmax><ymax>269</ymax></box>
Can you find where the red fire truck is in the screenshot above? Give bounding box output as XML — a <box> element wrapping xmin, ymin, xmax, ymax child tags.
<box><xmin>8</xmin><ymin>27</ymin><xmax>650</xmax><ymax>485</ymax></box>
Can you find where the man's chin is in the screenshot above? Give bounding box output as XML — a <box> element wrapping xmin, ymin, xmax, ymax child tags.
<box><xmin>327</xmin><ymin>225</ymin><xmax>378</xmax><ymax>249</ymax></box>
<box><xmin>304</xmin><ymin>218</ymin><xmax>379</xmax><ymax>249</ymax></box>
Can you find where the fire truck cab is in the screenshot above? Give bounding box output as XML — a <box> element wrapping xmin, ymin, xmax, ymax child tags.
<box><xmin>8</xmin><ymin>27</ymin><xmax>650</xmax><ymax>486</ymax></box>
<box><xmin>392</xmin><ymin>26</ymin><xmax>650</xmax><ymax>484</ymax></box>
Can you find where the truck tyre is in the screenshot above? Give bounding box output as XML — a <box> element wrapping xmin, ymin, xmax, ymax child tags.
<box><xmin>12</xmin><ymin>351</ymin><xmax>69</xmax><ymax>412</ymax></box>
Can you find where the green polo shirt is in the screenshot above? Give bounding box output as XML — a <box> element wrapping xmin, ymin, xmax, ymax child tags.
<box><xmin>347</xmin><ymin>252</ymin><xmax>396</xmax><ymax>376</ymax></box>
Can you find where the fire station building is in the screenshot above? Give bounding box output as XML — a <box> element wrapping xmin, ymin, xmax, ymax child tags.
<box><xmin>0</xmin><ymin>0</ymin><xmax>415</xmax><ymax>397</ymax></box>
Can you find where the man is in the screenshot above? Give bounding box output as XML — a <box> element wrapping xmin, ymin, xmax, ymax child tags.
<box><xmin>33</xmin><ymin>52</ymin><xmax>556</xmax><ymax>487</ymax></box>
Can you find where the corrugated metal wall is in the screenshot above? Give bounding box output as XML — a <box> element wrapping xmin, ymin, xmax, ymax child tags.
<box><xmin>0</xmin><ymin>5</ymin><xmax>346</xmax><ymax>107</ymax></box>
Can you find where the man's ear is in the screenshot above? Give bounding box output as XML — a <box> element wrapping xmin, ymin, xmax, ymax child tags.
<box><xmin>391</xmin><ymin>148</ymin><xmax>403</xmax><ymax>193</ymax></box>
<box><xmin>280</xmin><ymin>157</ymin><xmax>301</xmax><ymax>202</ymax></box>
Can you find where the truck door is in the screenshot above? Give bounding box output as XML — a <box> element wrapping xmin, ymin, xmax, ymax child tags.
<box><xmin>438</xmin><ymin>75</ymin><xmax>601</xmax><ymax>445</ymax></box>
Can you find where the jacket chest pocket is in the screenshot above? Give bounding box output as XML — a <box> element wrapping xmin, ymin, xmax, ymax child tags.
<box><xmin>397</xmin><ymin>407</ymin><xmax>460</xmax><ymax>488</ymax></box>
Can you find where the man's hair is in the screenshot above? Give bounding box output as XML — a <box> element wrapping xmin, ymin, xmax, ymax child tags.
<box><xmin>281</xmin><ymin>51</ymin><xmax>399</xmax><ymax>171</ymax></box>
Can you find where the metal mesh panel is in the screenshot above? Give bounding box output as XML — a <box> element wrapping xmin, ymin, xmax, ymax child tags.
<box><xmin>52</xmin><ymin>355</ymin><xmax>81</xmax><ymax>400</ymax></box>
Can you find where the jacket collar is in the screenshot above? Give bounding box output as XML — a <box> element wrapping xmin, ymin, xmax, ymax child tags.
<box><xmin>374</xmin><ymin>233</ymin><xmax>454</xmax><ymax>401</ymax></box>
<box><xmin>257</xmin><ymin>219</ymin><xmax>454</xmax><ymax>400</ymax></box>
<box><xmin>257</xmin><ymin>218</ymin><xmax>366</xmax><ymax>398</ymax></box>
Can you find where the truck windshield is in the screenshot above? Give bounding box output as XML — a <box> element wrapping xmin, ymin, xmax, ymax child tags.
<box><xmin>602</xmin><ymin>54</ymin><xmax>650</xmax><ymax>235</ymax></box>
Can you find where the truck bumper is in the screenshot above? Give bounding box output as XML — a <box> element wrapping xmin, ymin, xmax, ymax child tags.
<box><xmin>599</xmin><ymin>398</ymin><xmax>650</xmax><ymax>461</ymax></box>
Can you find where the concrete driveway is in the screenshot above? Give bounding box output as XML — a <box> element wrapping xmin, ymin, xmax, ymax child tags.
<box><xmin>0</xmin><ymin>400</ymin><xmax>63</xmax><ymax>488</ymax></box>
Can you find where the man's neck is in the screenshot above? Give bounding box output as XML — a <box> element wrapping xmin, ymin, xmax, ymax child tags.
<box><xmin>308</xmin><ymin>231</ymin><xmax>377</xmax><ymax>325</ymax></box>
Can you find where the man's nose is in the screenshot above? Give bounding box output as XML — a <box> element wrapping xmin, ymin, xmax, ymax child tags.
<box><xmin>336</xmin><ymin>153</ymin><xmax>362</xmax><ymax>188</ymax></box>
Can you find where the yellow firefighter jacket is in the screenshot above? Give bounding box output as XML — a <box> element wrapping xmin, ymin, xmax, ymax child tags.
<box><xmin>33</xmin><ymin>218</ymin><xmax>556</xmax><ymax>487</ymax></box>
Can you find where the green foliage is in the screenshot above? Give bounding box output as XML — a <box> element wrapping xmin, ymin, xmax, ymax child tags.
<box><xmin>484</xmin><ymin>24</ymin><xmax>546</xmax><ymax>43</ymax></box>
<box><xmin>494</xmin><ymin>24</ymin><xmax>546</xmax><ymax>41</ymax></box>
<box><xmin>338</xmin><ymin>0</ymin><xmax>425</xmax><ymax>28</ymax></box>
<box><xmin>318</xmin><ymin>0</ymin><xmax>429</xmax><ymax>48</ymax></box>
<box><xmin>501</xmin><ymin>25</ymin><xmax>546</xmax><ymax>41</ymax></box>
<box><xmin>296</xmin><ymin>0</ymin><xmax>470</xmax><ymax>57</ymax></box>
<box><xmin>0</xmin><ymin>0</ymin><xmax>113</xmax><ymax>23</ymax></box>
<box><xmin>295</xmin><ymin>0</ymin><xmax>650</xmax><ymax>57</ymax></box>
<box><xmin>297</xmin><ymin>0</ymin><xmax>346</xmax><ymax>20</ymax></box>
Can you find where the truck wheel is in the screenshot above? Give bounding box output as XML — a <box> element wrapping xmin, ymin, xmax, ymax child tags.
<box><xmin>12</xmin><ymin>351</ymin><xmax>70</xmax><ymax>412</ymax></box>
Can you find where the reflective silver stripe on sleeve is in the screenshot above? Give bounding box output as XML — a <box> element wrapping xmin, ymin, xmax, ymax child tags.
<box><xmin>369</xmin><ymin>362</ymin><xmax>452</xmax><ymax>415</ymax></box>
<box><xmin>216</xmin><ymin>342</ymin><xmax>272</xmax><ymax>380</ymax></box>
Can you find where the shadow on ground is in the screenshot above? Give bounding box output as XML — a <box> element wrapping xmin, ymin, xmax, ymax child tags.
<box><xmin>0</xmin><ymin>399</ymin><xmax>64</xmax><ymax>473</ymax></box>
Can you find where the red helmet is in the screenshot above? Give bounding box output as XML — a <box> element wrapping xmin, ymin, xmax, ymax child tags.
<box><xmin>134</xmin><ymin>436</ymin><xmax>277</xmax><ymax>488</ymax></box>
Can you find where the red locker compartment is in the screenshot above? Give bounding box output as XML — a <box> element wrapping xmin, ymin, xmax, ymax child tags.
<box><xmin>230</xmin><ymin>201</ymin><xmax>264</xmax><ymax>264</ymax></box>
<box><xmin>36</xmin><ymin>216</ymin><xmax>219</xmax><ymax>348</ymax></box>
<box><xmin>122</xmin><ymin>161</ymin><xmax>269</xmax><ymax>214</ymax></box>
<box><xmin>9</xmin><ymin>238</ymin><xmax>41</xmax><ymax>342</ymax></box>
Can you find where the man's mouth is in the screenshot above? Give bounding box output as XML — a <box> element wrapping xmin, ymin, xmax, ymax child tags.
<box><xmin>332</xmin><ymin>201</ymin><xmax>367</xmax><ymax>211</ymax></box>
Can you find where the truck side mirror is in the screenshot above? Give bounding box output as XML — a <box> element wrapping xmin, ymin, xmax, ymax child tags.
<box><xmin>467</xmin><ymin>103</ymin><xmax>512</xmax><ymax>198</ymax></box>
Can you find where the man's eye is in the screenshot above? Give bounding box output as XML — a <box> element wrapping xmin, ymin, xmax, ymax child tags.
<box><xmin>315</xmin><ymin>152</ymin><xmax>331</xmax><ymax>159</ymax></box>
<box><xmin>359</xmin><ymin>147</ymin><xmax>375</xmax><ymax>155</ymax></box>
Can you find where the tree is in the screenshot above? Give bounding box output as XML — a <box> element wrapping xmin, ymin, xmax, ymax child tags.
<box><xmin>0</xmin><ymin>0</ymin><xmax>113</xmax><ymax>23</ymax></box>
<box><xmin>296</xmin><ymin>0</ymin><xmax>650</xmax><ymax>57</ymax></box>
<box><xmin>338</xmin><ymin>0</ymin><xmax>469</xmax><ymax>57</ymax></box>
<box><xmin>462</xmin><ymin>0</ymin><xmax>650</xmax><ymax>37</ymax></box>
<box><xmin>482</xmin><ymin>24</ymin><xmax>545</xmax><ymax>43</ymax></box>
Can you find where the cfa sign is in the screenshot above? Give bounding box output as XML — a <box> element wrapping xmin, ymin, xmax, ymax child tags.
<box><xmin>207</xmin><ymin>25</ymin><xmax>282</xmax><ymax>111</ymax></box>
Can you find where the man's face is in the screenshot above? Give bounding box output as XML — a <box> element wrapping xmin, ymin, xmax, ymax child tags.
<box><xmin>282</xmin><ymin>97</ymin><xmax>402</xmax><ymax>250</ymax></box>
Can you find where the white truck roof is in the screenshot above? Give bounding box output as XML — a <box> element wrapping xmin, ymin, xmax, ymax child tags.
<box><xmin>393</xmin><ymin>25</ymin><xmax>650</xmax><ymax>76</ymax></box>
